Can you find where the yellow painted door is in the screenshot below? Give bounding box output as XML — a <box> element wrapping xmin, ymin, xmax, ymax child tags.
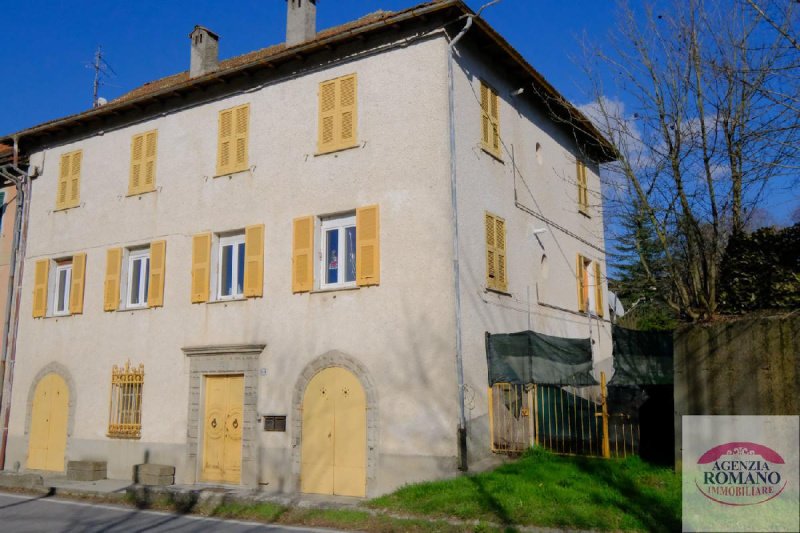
<box><xmin>201</xmin><ymin>375</ymin><xmax>244</xmax><ymax>484</ymax></box>
<box><xmin>301</xmin><ymin>367</ymin><xmax>366</xmax><ymax>497</ymax></box>
<box><xmin>27</xmin><ymin>374</ymin><xmax>69</xmax><ymax>471</ymax></box>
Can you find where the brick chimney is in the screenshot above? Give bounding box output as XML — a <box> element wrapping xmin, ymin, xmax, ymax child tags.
<box><xmin>189</xmin><ymin>26</ymin><xmax>219</xmax><ymax>78</ymax></box>
<box><xmin>286</xmin><ymin>0</ymin><xmax>317</xmax><ymax>47</ymax></box>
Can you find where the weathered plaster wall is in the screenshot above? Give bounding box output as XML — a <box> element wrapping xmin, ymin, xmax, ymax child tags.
<box><xmin>0</xmin><ymin>185</ymin><xmax>17</xmax><ymax>335</ymax></box>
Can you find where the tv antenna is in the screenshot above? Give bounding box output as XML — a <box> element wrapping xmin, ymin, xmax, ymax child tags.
<box><xmin>88</xmin><ymin>45</ymin><xmax>117</xmax><ymax>108</ymax></box>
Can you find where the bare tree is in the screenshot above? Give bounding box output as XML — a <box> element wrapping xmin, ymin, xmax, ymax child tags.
<box><xmin>540</xmin><ymin>0</ymin><xmax>800</xmax><ymax>321</ymax></box>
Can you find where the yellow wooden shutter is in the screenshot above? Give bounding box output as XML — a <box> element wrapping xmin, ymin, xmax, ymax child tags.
<box><xmin>480</xmin><ymin>82</ymin><xmax>500</xmax><ymax>157</ymax></box>
<box><xmin>143</xmin><ymin>130</ymin><xmax>158</xmax><ymax>190</ymax></box>
<box><xmin>485</xmin><ymin>212</ymin><xmax>496</xmax><ymax>289</ymax></box>
<box><xmin>191</xmin><ymin>233</ymin><xmax>212</xmax><ymax>303</ymax></box>
<box><xmin>57</xmin><ymin>153</ymin><xmax>70</xmax><ymax>209</ymax></box>
<box><xmin>244</xmin><ymin>224</ymin><xmax>264</xmax><ymax>298</ymax></box>
<box><xmin>217</xmin><ymin>108</ymin><xmax>234</xmax><ymax>175</ymax></box>
<box><xmin>576</xmin><ymin>254</ymin><xmax>586</xmax><ymax>313</ymax></box>
<box><xmin>32</xmin><ymin>259</ymin><xmax>50</xmax><ymax>318</ymax></box>
<box><xmin>490</xmin><ymin>89</ymin><xmax>500</xmax><ymax>153</ymax></box>
<box><xmin>292</xmin><ymin>216</ymin><xmax>314</xmax><ymax>293</ymax></box>
<box><xmin>318</xmin><ymin>74</ymin><xmax>357</xmax><ymax>154</ymax></box>
<box><xmin>69</xmin><ymin>253</ymin><xmax>86</xmax><ymax>314</ymax></box>
<box><xmin>339</xmin><ymin>74</ymin><xmax>357</xmax><ymax>148</ymax></box>
<box><xmin>594</xmin><ymin>261</ymin><xmax>604</xmax><ymax>317</ymax></box>
<box><xmin>480</xmin><ymin>82</ymin><xmax>490</xmax><ymax>148</ymax></box>
<box><xmin>495</xmin><ymin>216</ymin><xmax>507</xmax><ymax>292</ymax></box>
<box><xmin>318</xmin><ymin>80</ymin><xmax>337</xmax><ymax>153</ymax></box>
<box><xmin>356</xmin><ymin>204</ymin><xmax>380</xmax><ymax>286</ymax></box>
<box><xmin>148</xmin><ymin>240</ymin><xmax>166</xmax><ymax>307</ymax></box>
<box><xmin>68</xmin><ymin>150</ymin><xmax>82</xmax><ymax>208</ymax></box>
<box><xmin>104</xmin><ymin>248</ymin><xmax>122</xmax><ymax>311</ymax></box>
<box><xmin>577</xmin><ymin>160</ymin><xmax>588</xmax><ymax>213</ymax></box>
<box><xmin>233</xmin><ymin>105</ymin><xmax>249</xmax><ymax>173</ymax></box>
<box><xmin>129</xmin><ymin>133</ymin><xmax>144</xmax><ymax>194</ymax></box>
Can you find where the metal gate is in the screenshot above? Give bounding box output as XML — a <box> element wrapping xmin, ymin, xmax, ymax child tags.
<box><xmin>489</xmin><ymin>372</ymin><xmax>640</xmax><ymax>458</ymax></box>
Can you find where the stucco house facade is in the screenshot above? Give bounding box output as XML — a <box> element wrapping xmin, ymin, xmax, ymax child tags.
<box><xmin>0</xmin><ymin>0</ymin><xmax>613</xmax><ymax>497</ymax></box>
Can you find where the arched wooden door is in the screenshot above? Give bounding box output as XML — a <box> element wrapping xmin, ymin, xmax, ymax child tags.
<box><xmin>301</xmin><ymin>367</ymin><xmax>366</xmax><ymax>497</ymax></box>
<box><xmin>27</xmin><ymin>373</ymin><xmax>69</xmax><ymax>471</ymax></box>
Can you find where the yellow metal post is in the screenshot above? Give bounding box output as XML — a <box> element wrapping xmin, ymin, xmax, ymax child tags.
<box><xmin>600</xmin><ymin>371</ymin><xmax>611</xmax><ymax>459</ymax></box>
<box><xmin>488</xmin><ymin>387</ymin><xmax>495</xmax><ymax>452</ymax></box>
<box><xmin>532</xmin><ymin>385</ymin><xmax>539</xmax><ymax>447</ymax></box>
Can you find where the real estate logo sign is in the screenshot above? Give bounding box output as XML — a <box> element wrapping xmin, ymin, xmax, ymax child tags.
<box><xmin>682</xmin><ymin>416</ymin><xmax>799</xmax><ymax>532</ymax></box>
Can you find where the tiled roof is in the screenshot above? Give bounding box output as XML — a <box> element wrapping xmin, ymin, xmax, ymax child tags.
<box><xmin>113</xmin><ymin>7</ymin><xmax>407</xmax><ymax>104</ymax></box>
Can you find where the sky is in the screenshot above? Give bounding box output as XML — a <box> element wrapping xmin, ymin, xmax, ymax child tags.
<box><xmin>1</xmin><ymin>0</ymin><xmax>796</xmax><ymax>226</ymax></box>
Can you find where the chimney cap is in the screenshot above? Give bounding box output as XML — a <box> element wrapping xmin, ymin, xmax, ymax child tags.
<box><xmin>189</xmin><ymin>25</ymin><xmax>219</xmax><ymax>40</ymax></box>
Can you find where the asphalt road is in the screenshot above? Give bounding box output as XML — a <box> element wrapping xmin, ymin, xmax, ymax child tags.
<box><xmin>0</xmin><ymin>492</ymin><xmax>345</xmax><ymax>533</ymax></box>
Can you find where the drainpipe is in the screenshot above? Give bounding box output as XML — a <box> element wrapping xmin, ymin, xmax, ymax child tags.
<box><xmin>0</xmin><ymin>137</ymin><xmax>30</xmax><ymax>471</ymax></box>
<box><xmin>448</xmin><ymin>13</ymin><xmax>473</xmax><ymax>473</ymax></box>
<box><xmin>447</xmin><ymin>1</ymin><xmax>501</xmax><ymax>472</ymax></box>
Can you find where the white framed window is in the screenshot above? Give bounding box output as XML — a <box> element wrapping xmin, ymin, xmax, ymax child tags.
<box><xmin>217</xmin><ymin>233</ymin><xmax>245</xmax><ymax>300</ymax></box>
<box><xmin>320</xmin><ymin>214</ymin><xmax>357</xmax><ymax>289</ymax></box>
<box><xmin>52</xmin><ymin>261</ymin><xmax>72</xmax><ymax>316</ymax></box>
<box><xmin>127</xmin><ymin>249</ymin><xmax>150</xmax><ymax>308</ymax></box>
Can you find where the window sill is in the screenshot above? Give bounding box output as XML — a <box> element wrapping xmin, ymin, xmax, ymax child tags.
<box><xmin>126</xmin><ymin>188</ymin><xmax>156</xmax><ymax>198</ymax></box>
<box><xmin>117</xmin><ymin>305</ymin><xmax>152</xmax><ymax>313</ymax></box>
<box><xmin>42</xmin><ymin>313</ymin><xmax>74</xmax><ymax>320</ymax></box>
<box><xmin>53</xmin><ymin>204</ymin><xmax>80</xmax><ymax>212</ymax></box>
<box><xmin>315</xmin><ymin>143</ymin><xmax>360</xmax><ymax>157</ymax></box>
<box><xmin>480</xmin><ymin>146</ymin><xmax>504</xmax><ymax>163</ymax></box>
<box><xmin>213</xmin><ymin>167</ymin><xmax>250</xmax><ymax>179</ymax></box>
<box><xmin>485</xmin><ymin>287</ymin><xmax>512</xmax><ymax>297</ymax></box>
<box><xmin>206</xmin><ymin>297</ymin><xmax>248</xmax><ymax>305</ymax></box>
<box><xmin>310</xmin><ymin>286</ymin><xmax>360</xmax><ymax>294</ymax></box>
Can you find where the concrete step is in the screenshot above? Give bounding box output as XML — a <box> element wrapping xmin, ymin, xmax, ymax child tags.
<box><xmin>0</xmin><ymin>471</ymin><xmax>44</xmax><ymax>489</ymax></box>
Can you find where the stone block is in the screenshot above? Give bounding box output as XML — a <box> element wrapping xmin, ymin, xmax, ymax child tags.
<box><xmin>132</xmin><ymin>463</ymin><xmax>175</xmax><ymax>485</ymax></box>
<box><xmin>66</xmin><ymin>461</ymin><xmax>106</xmax><ymax>481</ymax></box>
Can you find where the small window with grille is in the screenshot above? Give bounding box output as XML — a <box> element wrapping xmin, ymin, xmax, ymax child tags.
<box><xmin>108</xmin><ymin>361</ymin><xmax>144</xmax><ymax>439</ymax></box>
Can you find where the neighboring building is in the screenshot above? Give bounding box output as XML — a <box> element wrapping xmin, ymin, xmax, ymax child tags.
<box><xmin>0</xmin><ymin>0</ymin><xmax>613</xmax><ymax>496</ymax></box>
<box><xmin>0</xmin><ymin>146</ymin><xmax>16</xmax><ymax>323</ymax></box>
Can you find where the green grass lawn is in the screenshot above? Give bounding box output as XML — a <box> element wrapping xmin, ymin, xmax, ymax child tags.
<box><xmin>369</xmin><ymin>448</ymin><xmax>681</xmax><ymax>532</ymax></box>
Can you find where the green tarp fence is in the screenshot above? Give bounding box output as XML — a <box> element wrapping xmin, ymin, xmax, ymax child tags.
<box><xmin>485</xmin><ymin>330</ymin><xmax>596</xmax><ymax>386</ymax></box>
<box><xmin>608</xmin><ymin>325</ymin><xmax>673</xmax><ymax>386</ymax></box>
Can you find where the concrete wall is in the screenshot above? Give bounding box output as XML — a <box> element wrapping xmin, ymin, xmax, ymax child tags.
<box><xmin>674</xmin><ymin>315</ymin><xmax>800</xmax><ymax>468</ymax></box>
<box><xmin>7</xmin><ymin>31</ymin><xmax>459</xmax><ymax>495</ymax></box>
<box><xmin>450</xmin><ymin>40</ymin><xmax>612</xmax><ymax>461</ymax></box>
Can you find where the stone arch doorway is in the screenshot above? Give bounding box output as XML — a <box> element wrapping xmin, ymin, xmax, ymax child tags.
<box><xmin>27</xmin><ymin>373</ymin><xmax>69</xmax><ymax>471</ymax></box>
<box><xmin>292</xmin><ymin>351</ymin><xmax>378</xmax><ymax>497</ymax></box>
